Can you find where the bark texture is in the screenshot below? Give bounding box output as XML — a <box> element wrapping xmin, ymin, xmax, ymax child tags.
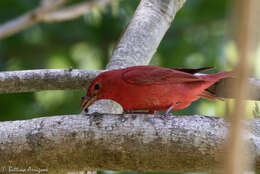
<box><xmin>0</xmin><ymin>114</ymin><xmax>260</xmax><ymax>173</ymax></box>
<box><xmin>0</xmin><ymin>69</ymin><xmax>101</xmax><ymax>94</ymax></box>
<box><xmin>106</xmin><ymin>0</ymin><xmax>186</xmax><ymax>70</ymax></box>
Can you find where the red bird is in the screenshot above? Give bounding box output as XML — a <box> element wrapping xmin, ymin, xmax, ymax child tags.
<box><xmin>81</xmin><ymin>65</ymin><xmax>231</xmax><ymax>114</ymax></box>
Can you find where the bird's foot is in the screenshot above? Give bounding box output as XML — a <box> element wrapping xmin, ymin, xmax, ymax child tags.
<box><xmin>162</xmin><ymin>105</ymin><xmax>174</xmax><ymax>117</ymax></box>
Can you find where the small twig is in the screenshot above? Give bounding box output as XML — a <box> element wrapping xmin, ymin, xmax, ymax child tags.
<box><xmin>42</xmin><ymin>0</ymin><xmax>113</xmax><ymax>22</ymax></box>
<box><xmin>0</xmin><ymin>0</ymin><xmax>114</xmax><ymax>40</ymax></box>
<box><xmin>0</xmin><ymin>0</ymin><xmax>67</xmax><ymax>40</ymax></box>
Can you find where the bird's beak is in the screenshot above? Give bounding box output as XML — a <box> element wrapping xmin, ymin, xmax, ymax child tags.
<box><xmin>80</xmin><ymin>95</ymin><xmax>98</xmax><ymax>112</ymax></box>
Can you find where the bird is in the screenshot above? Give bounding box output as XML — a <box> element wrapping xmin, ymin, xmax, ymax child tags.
<box><xmin>81</xmin><ymin>65</ymin><xmax>231</xmax><ymax>114</ymax></box>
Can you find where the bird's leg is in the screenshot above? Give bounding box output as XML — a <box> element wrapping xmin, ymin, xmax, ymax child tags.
<box><xmin>148</xmin><ymin>110</ymin><xmax>159</xmax><ymax>114</ymax></box>
<box><xmin>163</xmin><ymin>105</ymin><xmax>174</xmax><ymax>116</ymax></box>
<box><xmin>153</xmin><ymin>111</ymin><xmax>160</xmax><ymax>115</ymax></box>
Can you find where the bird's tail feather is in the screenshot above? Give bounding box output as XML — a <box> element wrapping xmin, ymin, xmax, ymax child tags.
<box><xmin>199</xmin><ymin>71</ymin><xmax>234</xmax><ymax>82</ymax></box>
<box><xmin>198</xmin><ymin>71</ymin><xmax>235</xmax><ymax>101</ymax></box>
<box><xmin>198</xmin><ymin>90</ymin><xmax>225</xmax><ymax>101</ymax></box>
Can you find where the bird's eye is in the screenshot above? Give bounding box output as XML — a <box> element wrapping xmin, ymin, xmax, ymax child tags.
<box><xmin>94</xmin><ymin>84</ymin><xmax>100</xmax><ymax>90</ymax></box>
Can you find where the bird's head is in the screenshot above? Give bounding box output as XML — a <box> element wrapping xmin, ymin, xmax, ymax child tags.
<box><xmin>80</xmin><ymin>69</ymin><xmax>121</xmax><ymax>113</ymax></box>
<box><xmin>80</xmin><ymin>75</ymin><xmax>104</xmax><ymax>113</ymax></box>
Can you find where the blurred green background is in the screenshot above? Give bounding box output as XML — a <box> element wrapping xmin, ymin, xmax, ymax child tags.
<box><xmin>1</xmin><ymin>0</ymin><xmax>260</xmax><ymax>173</ymax></box>
<box><xmin>1</xmin><ymin>0</ymin><xmax>259</xmax><ymax>121</ymax></box>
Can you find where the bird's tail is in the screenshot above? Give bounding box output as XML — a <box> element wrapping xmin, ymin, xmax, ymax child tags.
<box><xmin>198</xmin><ymin>71</ymin><xmax>234</xmax><ymax>83</ymax></box>
<box><xmin>198</xmin><ymin>71</ymin><xmax>234</xmax><ymax>101</ymax></box>
<box><xmin>198</xmin><ymin>90</ymin><xmax>225</xmax><ymax>101</ymax></box>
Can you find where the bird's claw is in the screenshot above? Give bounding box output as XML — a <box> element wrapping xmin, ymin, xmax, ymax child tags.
<box><xmin>162</xmin><ymin>112</ymin><xmax>173</xmax><ymax>117</ymax></box>
<box><xmin>162</xmin><ymin>105</ymin><xmax>174</xmax><ymax>117</ymax></box>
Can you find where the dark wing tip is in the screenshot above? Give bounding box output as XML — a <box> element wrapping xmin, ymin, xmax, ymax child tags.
<box><xmin>171</xmin><ymin>67</ymin><xmax>215</xmax><ymax>74</ymax></box>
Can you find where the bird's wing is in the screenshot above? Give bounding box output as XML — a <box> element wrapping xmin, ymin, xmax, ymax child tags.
<box><xmin>122</xmin><ymin>66</ymin><xmax>206</xmax><ymax>85</ymax></box>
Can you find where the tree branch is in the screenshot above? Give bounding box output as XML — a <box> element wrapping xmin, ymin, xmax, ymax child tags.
<box><xmin>0</xmin><ymin>69</ymin><xmax>260</xmax><ymax>101</ymax></box>
<box><xmin>0</xmin><ymin>0</ymin><xmax>113</xmax><ymax>40</ymax></box>
<box><xmin>0</xmin><ymin>69</ymin><xmax>102</xmax><ymax>94</ymax></box>
<box><xmin>106</xmin><ymin>0</ymin><xmax>186</xmax><ymax>70</ymax></box>
<box><xmin>41</xmin><ymin>0</ymin><xmax>113</xmax><ymax>22</ymax></box>
<box><xmin>0</xmin><ymin>114</ymin><xmax>260</xmax><ymax>173</ymax></box>
<box><xmin>0</xmin><ymin>0</ymin><xmax>67</xmax><ymax>40</ymax></box>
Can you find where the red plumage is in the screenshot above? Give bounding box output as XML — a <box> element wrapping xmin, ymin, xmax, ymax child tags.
<box><xmin>81</xmin><ymin>65</ymin><xmax>231</xmax><ymax>113</ymax></box>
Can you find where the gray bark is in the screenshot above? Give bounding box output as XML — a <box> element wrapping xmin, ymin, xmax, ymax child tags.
<box><xmin>0</xmin><ymin>114</ymin><xmax>260</xmax><ymax>173</ymax></box>
<box><xmin>0</xmin><ymin>69</ymin><xmax>101</xmax><ymax>94</ymax></box>
<box><xmin>106</xmin><ymin>0</ymin><xmax>186</xmax><ymax>70</ymax></box>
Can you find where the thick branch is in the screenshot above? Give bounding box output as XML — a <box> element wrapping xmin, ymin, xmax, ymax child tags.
<box><xmin>0</xmin><ymin>114</ymin><xmax>260</xmax><ymax>173</ymax></box>
<box><xmin>106</xmin><ymin>0</ymin><xmax>186</xmax><ymax>70</ymax></box>
<box><xmin>0</xmin><ymin>69</ymin><xmax>101</xmax><ymax>93</ymax></box>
